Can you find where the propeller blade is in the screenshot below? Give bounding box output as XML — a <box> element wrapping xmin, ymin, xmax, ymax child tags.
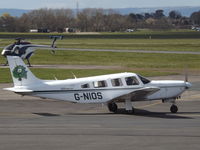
<box><xmin>185</xmin><ymin>72</ymin><xmax>188</xmax><ymax>82</ymax></box>
<box><xmin>184</xmin><ymin>66</ymin><xmax>189</xmax><ymax>82</ymax></box>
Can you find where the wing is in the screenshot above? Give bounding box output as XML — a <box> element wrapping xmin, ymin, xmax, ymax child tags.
<box><xmin>113</xmin><ymin>87</ymin><xmax>160</xmax><ymax>102</ymax></box>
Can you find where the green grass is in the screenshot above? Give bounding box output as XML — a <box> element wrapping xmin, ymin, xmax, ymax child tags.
<box><xmin>1</xmin><ymin>50</ymin><xmax>200</xmax><ymax>69</ymax></box>
<box><xmin>0</xmin><ymin>30</ymin><xmax>199</xmax><ymax>83</ymax></box>
<box><xmin>1</xmin><ymin>38</ymin><xmax>200</xmax><ymax>52</ymax></box>
<box><xmin>0</xmin><ymin>29</ymin><xmax>200</xmax><ymax>39</ymax></box>
<box><xmin>56</xmin><ymin>38</ymin><xmax>200</xmax><ymax>52</ymax></box>
<box><xmin>0</xmin><ymin>68</ymin><xmax>177</xmax><ymax>83</ymax></box>
<box><xmin>16</xmin><ymin>50</ymin><xmax>200</xmax><ymax>69</ymax></box>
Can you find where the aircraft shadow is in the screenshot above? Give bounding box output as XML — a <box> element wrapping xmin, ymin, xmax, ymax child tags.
<box><xmin>69</xmin><ymin>109</ymin><xmax>193</xmax><ymax>119</ymax></box>
<box><xmin>116</xmin><ymin>108</ymin><xmax>193</xmax><ymax>119</ymax></box>
<box><xmin>33</xmin><ymin>112</ymin><xmax>61</xmax><ymax>117</ymax></box>
<box><xmin>32</xmin><ymin>109</ymin><xmax>198</xmax><ymax>119</ymax></box>
<box><xmin>176</xmin><ymin>112</ymin><xmax>200</xmax><ymax>115</ymax></box>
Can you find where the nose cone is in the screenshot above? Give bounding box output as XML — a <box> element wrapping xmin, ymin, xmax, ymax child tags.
<box><xmin>1</xmin><ymin>50</ymin><xmax>5</xmax><ymax>56</ymax></box>
<box><xmin>1</xmin><ymin>49</ymin><xmax>11</xmax><ymax>56</ymax></box>
<box><xmin>185</xmin><ymin>82</ymin><xmax>192</xmax><ymax>89</ymax></box>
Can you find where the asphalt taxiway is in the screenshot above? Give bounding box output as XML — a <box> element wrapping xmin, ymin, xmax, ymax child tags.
<box><xmin>0</xmin><ymin>75</ymin><xmax>200</xmax><ymax>150</ymax></box>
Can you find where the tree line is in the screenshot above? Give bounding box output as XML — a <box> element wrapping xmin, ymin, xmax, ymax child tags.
<box><xmin>0</xmin><ymin>8</ymin><xmax>200</xmax><ymax>32</ymax></box>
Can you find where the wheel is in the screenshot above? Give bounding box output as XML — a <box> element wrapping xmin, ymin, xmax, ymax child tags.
<box><xmin>108</xmin><ymin>102</ymin><xmax>118</xmax><ymax>113</ymax></box>
<box><xmin>170</xmin><ymin>105</ymin><xmax>178</xmax><ymax>113</ymax></box>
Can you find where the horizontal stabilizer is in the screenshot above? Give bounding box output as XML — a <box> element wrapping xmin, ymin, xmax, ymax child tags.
<box><xmin>4</xmin><ymin>87</ymin><xmax>33</xmax><ymax>93</ymax></box>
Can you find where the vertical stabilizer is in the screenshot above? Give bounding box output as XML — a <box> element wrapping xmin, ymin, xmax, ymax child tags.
<box><xmin>7</xmin><ymin>56</ymin><xmax>41</xmax><ymax>86</ymax></box>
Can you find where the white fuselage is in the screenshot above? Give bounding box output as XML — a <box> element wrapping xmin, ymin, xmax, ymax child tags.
<box><xmin>16</xmin><ymin>73</ymin><xmax>191</xmax><ymax>104</ymax></box>
<box><xmin>1</xmin><ymin>44</ymin><xmax>50</xmax><ymax>59</ymax></box>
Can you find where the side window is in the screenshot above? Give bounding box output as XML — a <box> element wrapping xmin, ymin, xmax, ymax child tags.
<box><xmin>93</xmin><ymin>80</ymin><xmax>107</xmax><ymax>88</ymax></box>
<box><xmin>81</xmin><ymin>83</ymin><xmax>90</xmax><ymax>88</ymax></box>
<box><xmin>125</xmin><ymin>76</ymin><xmax>139</xmax><ymax>86</ymax></box>
<box><xmin>111</xmin><ymin>78</ymin><xmax>123</xmax><ymax>87</ymax></box>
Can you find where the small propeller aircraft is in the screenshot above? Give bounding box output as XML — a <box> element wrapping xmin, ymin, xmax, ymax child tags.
<box><xmin>1</xmin><ymin>36</ymin><xmax>63</xmax><ymax>67</ymax></box>
<box><xmin>5</xmin><ymin>56</ymin><xmax>191</xmax><ymax>114</ymax></box>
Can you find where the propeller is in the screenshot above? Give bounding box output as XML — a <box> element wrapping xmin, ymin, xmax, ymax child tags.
<box><xmin>184</xmin><ymin>67</ymin><xmax>192</xmax><ymax>89</ymax></box>
<box><xmin>185</xmin><ymin>69</ymin><xmax>188</xmax><ymax>82</ymax></box>
<box><xmin>184</xmin><ymin>65</ymin><xmax>189</xmax><ymax>82</ymax></box>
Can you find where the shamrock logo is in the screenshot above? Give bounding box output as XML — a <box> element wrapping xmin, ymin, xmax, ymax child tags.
<box><xmin>12</xmin><ymin>65</ymin><xmax>27</xmax><ymax>81</ymax></box>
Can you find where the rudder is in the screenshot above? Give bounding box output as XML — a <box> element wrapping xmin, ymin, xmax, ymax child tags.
<box><xmin>7</xmin><ymin>56</ymin><xmax>41</xmax><ymax>86</ymax></box>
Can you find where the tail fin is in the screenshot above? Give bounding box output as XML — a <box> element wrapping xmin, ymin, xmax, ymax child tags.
<box><xmin>7</xmin><ymin>56</ymin><xmax>42</xmax><ymax>86</ymax></box>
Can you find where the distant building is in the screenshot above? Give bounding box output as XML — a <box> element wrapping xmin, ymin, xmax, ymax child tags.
<box><xmin>30</xmin><ymin>29</ymin><xmax>38</xmax><ymax>33</ymax></box>
<box><xmin>30</xmin><ymin>29</ymin><xmax>50</xmax><ymax>33</ymax></box>
<box><xmin>125</xmin><ymin>29</ymin><xmax>135</xmax><ymax>32</ymax></box>
<box><xmin>65</xmin><ymin>28</ymin><xmax>76</xmax><ymax>33</ymax></box>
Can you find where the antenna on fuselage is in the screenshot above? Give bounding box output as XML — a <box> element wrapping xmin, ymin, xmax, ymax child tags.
<box><xmin>71</xmin><ymin>72</ymin><xmax>77</xmax><ymax>79</ymax></box>
<box><xmin>54</xmin><ymin>76</ymin><xmax>58</xmax><ymax>80</ymax></box>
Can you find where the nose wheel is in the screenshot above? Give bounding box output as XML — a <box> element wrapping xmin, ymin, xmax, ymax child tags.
<box><xmin>170</xmin><ymin>104</ymin><xmax>178</xmax><ymax>113</ymax></box>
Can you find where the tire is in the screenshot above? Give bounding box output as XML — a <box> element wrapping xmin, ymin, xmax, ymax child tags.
<box><xmin>108</xmin><ymin>103</ymin><xmax>118</xmax><ymax>113</ymax></box>
<box><xmin>170</xmin><ymin>105</ymin><xmax>178</xmax><ymax>113</ymax></box>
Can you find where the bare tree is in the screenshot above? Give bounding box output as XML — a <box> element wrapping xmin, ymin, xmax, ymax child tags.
<box><xmin>76</xmin><ymin>9</ymin><xmax>94</xmax><ymax>32</ymax></box>
<box><xmin>190</xmin><ymin>11</ymin><xmax>200</xmax><ymax>25</ymax></box>
<box><xmin>169</xmin><ymin>11</ymin><xmax>182</xmax><ymax>19</ymax></box>
<box><xmin>0</xmin><ymin>8</ymin><xmax>197</xmax><ymax>32</ymax></box>
<box><xmin>91</xmin><ymin>9</ymin><xmax>106</xmax><ymax>32</ymax></box>
<box><xmin>0</xmin><ymin>13</ymin><xmax>16</xmax><ymax>32</ymax></box>
<box><xmin>154</xmin><ymin>10</ymin><xmax>165</xmax><ymax>19</ymax></box>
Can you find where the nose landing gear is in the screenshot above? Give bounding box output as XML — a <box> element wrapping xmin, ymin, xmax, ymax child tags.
<box><xmin>162</xmin><ymin>98</ymin><xmax>179</xmax><ymax>113</ymax></box>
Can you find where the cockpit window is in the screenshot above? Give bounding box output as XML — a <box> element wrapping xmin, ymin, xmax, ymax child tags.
<box><xmin>93</xmin><ymin>80</ymin><xmax>107</xmax><ymax>88</ymax></box>
<box><xmin>137</xmin><ymin>74</ymin><xmax>151</xmax><ymax>84</ymax></box>
<box><xmin>111</xmin><ymin>78</ymin><xmax>123</xmax><ymax>87</ymax></box>
<box><xmin>125</xmin><ymin>76</ymin><xmax>139</xmax><ymax>86</ymax></box>
<box><xmin>81</xmin><ymin>83</ymin><xmax>90</xmax><ymax>88</ymax></box>
<box><xmin>4</xmin><ymin>41</ymin><xmax>31</xmax><ymax>51</ymax></box>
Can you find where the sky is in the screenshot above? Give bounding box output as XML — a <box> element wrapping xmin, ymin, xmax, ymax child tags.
<box><xmin>0</xmin><ymin>0</ymin><xmax>200</xmax><ymax>9</ymax></box>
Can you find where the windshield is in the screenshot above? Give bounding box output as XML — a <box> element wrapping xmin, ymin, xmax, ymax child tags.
<box><xmin>5</xmin><ymin>44</ymin><xmax>15</xmax><ymax>50</ymax></box>
<box><xmin>4</xmin><ymin>41</ymin><xmax>31</xmax><ymax>50</ymax></box>
<box><xmin>137</xmin><ymin>74</ymin><xmax>151</xmax><ymax>84</ymax></box>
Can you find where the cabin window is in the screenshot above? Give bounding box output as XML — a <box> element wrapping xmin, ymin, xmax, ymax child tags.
<box><xmin>81</xmin><ymin>83</ymin><xmax>90</xmax><ymax>88</ymax></box>
<box><xmin>125</xmin><ymin>76</ymin><xmax>139</xmax><ymax>86</ymax></box>
<box><xmin>93</xmin><ymin>80</ymin><xmax>107</xmax><ymax>88</ymax></box>
<box><xmin>111</xmin><ymin>78</ymin><xmax>123</xmax><ymax>87</ymax></box>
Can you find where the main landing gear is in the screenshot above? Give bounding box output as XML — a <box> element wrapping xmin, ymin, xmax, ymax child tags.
<box><xmin>108</xmin><ymin>99</ymin><xmax>134</xmax><ymax>114</ymax></box>
<box><xmin>108</xmin><ymin>102</ymin><xmax>118</xmax><ymax>113</ymax></box>
<box><xmin>108</xmin><ymin>99</ymin><xmax>179</xmax><ymax>114</ymax></box>
<box><xmin>170</xmin><ymin>104</ymin><xmax>178</xmax><ymax>113</ymax></box>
